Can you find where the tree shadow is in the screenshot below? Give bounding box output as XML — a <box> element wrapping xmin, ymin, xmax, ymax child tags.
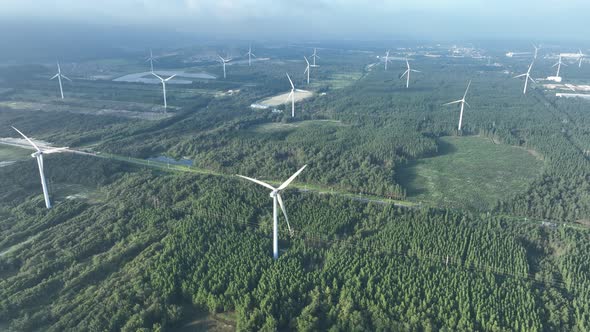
<box><xmin>436</xmin><ymin>137</ymin><xmax>458</xmax><ymax>156</ymax></box>
<box><xmin>396</xmin><ymin>137</ymin><xmax>458</xmax><ymax>197</ymax></box>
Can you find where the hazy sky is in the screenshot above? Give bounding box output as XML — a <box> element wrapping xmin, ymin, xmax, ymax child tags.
<box><xmin>2</xmin><ymin>0</ymin><xmax>590</xmax><ymax>41</ymax></box>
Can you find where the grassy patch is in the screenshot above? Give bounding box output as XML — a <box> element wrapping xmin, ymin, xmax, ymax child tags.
<box><xmin>397</xmin><ymin>136</ymin><xmax>544</xmax><ymax>211</ymax></box>
<box><xmin>177</xmin><ymin>309</ymin><xmax>236</xmax><ymax>332</ymax></box>
<box><xmin>0</xmin><ymin>145</ymin><xmax>31</xmax><ymax>163</ymax></box>
<box><xmin>312</xmin><ymin>72</ymin><xmax>363</xmax><ymax>90</ymax></box>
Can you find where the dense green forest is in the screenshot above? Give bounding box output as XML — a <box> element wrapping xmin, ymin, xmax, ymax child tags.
<box><xmin>1</xmin><ymin>45</ymin><xmax>590</xmax><ymax>330</ymax></box>
<box><xmin>1</xmin><ymin>164</ymin><xmax>589</xmax><ymax>331</ymax></box>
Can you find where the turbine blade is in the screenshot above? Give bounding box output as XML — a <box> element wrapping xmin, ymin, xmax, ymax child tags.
<box><xmin>61</xmin><ymin>74</ymin><xmax>72</xmax><ymax>81</ymax></box>
<box><xmin>412</xmin><ymin>70</ymin><xmax>421</xmax><ymax>73</ymax></box>
<box><xmin>277</xmin><ymin>193</ymin><xmax>293</xmax><ymax>237</ymax></box>
<box><xmin>11</xmin><ymin>126</ymin><xmax>41</xmax><ymax>151</ymax></box>
<box><xmin>151</xmin><ymin>72</ymin><xmax>163</xmax><ymax>81</ymax></box>
<box><xmin>464</xmin><ymin>101</ymin><xmax>471</xmax><ymax>108</ymax></box>
<box><xmin>278</xmin><ymin>165</ymin><xmax>307</xmax><ymax>190</ymax></box>
<box><xmin>236</xmin><ymin>174</ymin><xmax>276</xmax><ymax>190</ymax></box>
<box><xmin>164</xmin><ymin>74</ymin><xmax>177</xmax><ymax>81</ymax></box>
<box><xmin>286</xmin><ymin>73</ymin><xmax>294</xmax><ymax>89</ymax></box>
<box><xmin>401</xmin><ymin>70</ymin><xmax>409</xmax><ymax>78</ymax></box>
<box><xmin>463</xmin><ymin>80</ymin><xmax>471</xmax><ymax>98</ymax></box>
<box><xmin>50</xmin><ymin>73</ymin><xmax>59</xmax><ymax>80</ymax></box>
<box><xmin>304</xmin><ymin>56</ymin><xmax>309</xmax><ymax>65</ymax></box>
<box><xmin>529</xmin><ymin>76</ymin><xmax>537</xmax><ymax>84</ymax></box>
<box><xmin>513</xmin><ymin>74</ymin><xmax>526</xmax><ymax>78</ymax></box>
<box><xmin>444</xmin><ymin>100</ymin><xmax>462</xmax><ymax>106</ymax></box>
<box><xmin>285</xmin><ymin>91</ymin><xmax>294</xmax><ymax>104</ymax></box>
<box><xmin>43</xmin><ymin>147</ymin><xmax>70</xmax><ymax>154</ymax></box>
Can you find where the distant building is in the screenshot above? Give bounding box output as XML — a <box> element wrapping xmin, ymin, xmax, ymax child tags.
<box><xmin>250</xmin><ymin>103</ymin><xmax>269</xmax><ymax>109</ymax></box>
<box><xmin>556</xmin><ymin>93</ymin><xmax>590</xmax><ymax>99</ymax></box>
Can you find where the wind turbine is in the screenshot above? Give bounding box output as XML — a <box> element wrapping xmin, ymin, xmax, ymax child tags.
<box><xmin>444</xmin><ymin>80</ymin><xmax>471</xmax><ymax>131</ymax></box>
<box><xmin>553</xmin><ymin>55</ymin><xmax>566</xmax><ymax>78</ymax></box>
<box><xmin>311</xmin><ymin>48</ymin><xmax>320</xmax><ymax>67</ymax></box>
<box><xmin>146</xmin><ymin>49</ymin><xmax>157</xmax><ymax>72</ymax></box>
<box><xmin>304</xmin><ymin>56</ymin><xmax>311</xmax><ymax>84</ymax></box>
<box><xmin>11</xmin><ymin>126</ymin><xmax>69</xmax><ymax>209</ymax></box>
<box><xmin>532</xmin><ymin>44</ymin><xmax>540</xmax><ymax>59</ymax></box>
<box><xmin>151</xmin><ymin>72</ymin><xmax>176</xmax><ymax>111</ymax></box>
<box><xmin>236</xmin><ymin>165</ymin><xmax>307</xmax><ymax>259</ymax></box>
<box><xmin>578</xmin><ymin>50</ymin><xmax>585</xmax><ymax>67</ymax></box>
<box><xmin>50</xmin><ymin>62</ymin><xmax>71</xmax><ymax>99</ymax></box>
<box><xmin>245</xmin><ymin>45</ymin><xmax>256</xmax><ymax>66</ymax></box>
<box><xmin>514</xmin><ymin>61</ymin><xmax>536</xmax><ymax>95</ymax></box>
<box><xmin>400</xmin><ymin>58</ymin><xmax>420</xmax><ymax>88</ymax></box>
<box><xmin>285</xmin><ymin>73</ymin><xmax>308</xmax><ymax>117</ymax></box>
<box><xmin>384</xmin><ymin>50</ymin><xmax>391</xmax><ymax>70</ymax></box>
<box><xmin>218</xmin><ymin>55</ymin><xmax>231</xmax><ymax>78</ymax></box>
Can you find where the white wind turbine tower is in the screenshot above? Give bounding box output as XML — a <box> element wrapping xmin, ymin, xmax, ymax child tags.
<box><xmin>553</xmin><ymin>55</ymin><xmax>566</xmax><ymax>78</ymax></box>
<box><xmin>237</xmin><ymin>165</ymin><xmax>307</xmax><ymax>260</ymax></box>
<box><xmin>285</xmin><ymin>73</ymin><xmax>308</xmax><ymax>117</ymax></box>
<box><xmin>311</xmin><ymin>48</ymin><xmax>320</xmax><ymax>67</ymax></box>
<box><xmin>146</xmin><ymin>49</ymin><xmax>157</xmax><ymax>72</ymax></box>
<box><xmin>514</xmin><ymin>60</ymin><xmax>536</xmax><ymax>95</ymax></box>
<box><xmin>304</xmin><ymin>56</ymin><xmax>311</xmax><ymax>84</ymax></box>
<box><xmin>400</xmin><ymin>58</ymin><xmax>420</xmax><ymax>88</ymax></box>
<box><xmin>444</xmin><ymin>80</ymin><xmax>471</xmax><ymax>131</ymax></box>
<box><xmin>218</xmin><ymin>55</ymin><xmax>231</xmax><ymax>78</ymax></box>
<box><xmin>245</xmin><ymin>45</ymin><xmax>256</xmax><ymax>66</ymax></box>
<box><xmin>50</xmin><ymin>62</ymin><xmax>71</xmax><ymax>99</ymax></box>
<box><xmin>577</xmin><ymin>50</ymin><xmax>585</xmax><ymax>67</ymax></box>
<box><xmin>11</xmin><ymin>126</ymin><xmax>69</xmax><ymax>209</ymax></box>
<box><xmin>384</xmin><ymin>50</ymin><xmax>391</xmax><ymax>70</ymax></box>
<box><xmin>151</xmin><ymin>72</ymin><xmax>176</xmax><ymax>111</ymax></box>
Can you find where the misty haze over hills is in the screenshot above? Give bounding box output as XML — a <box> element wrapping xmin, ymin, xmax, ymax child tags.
<box><xmin>1</xmin><ymin>0</ymin><xmax>589</xmax><ymax>62</ymax></box>
<box><xmin>0</xmin><ymin>21</ymin><xmax>588</xmax><ymax>64</ymax></box>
